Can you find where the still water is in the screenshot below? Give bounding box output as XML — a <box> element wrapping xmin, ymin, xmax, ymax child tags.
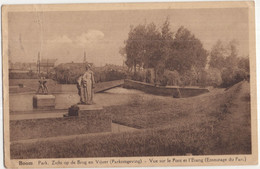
<box><xmin>10</xmin><ymin>87</ymin><xmax>144</xmax><ymax>112</ymax></box>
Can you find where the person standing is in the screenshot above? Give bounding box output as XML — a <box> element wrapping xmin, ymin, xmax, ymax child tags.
<box><xmin>82</xmin><ymin>64</ymin><xmax>95</xmax><ymax>104</ymax></box>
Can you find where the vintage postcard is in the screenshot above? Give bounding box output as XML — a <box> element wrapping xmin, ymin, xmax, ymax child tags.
<box><xmin>2</xmin><ymin>1</ymin><xmax>258</xmax><ymax>168</ymax></box>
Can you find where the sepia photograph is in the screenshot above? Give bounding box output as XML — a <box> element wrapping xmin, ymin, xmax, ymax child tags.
<box><xmin>2</xmin><ymin>1</ymin><xmax>258</xmax><ymax>168</ymax></box>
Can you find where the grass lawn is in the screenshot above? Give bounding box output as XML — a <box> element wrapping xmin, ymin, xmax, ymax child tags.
<box><xmin>10</xmin><ymin>111</ymin><xmax>111</xmax><ymax>141</ymax></box>
<box><xmin>10</xmin><ymin>81</ymin><xmax>251</xmax><ymax>158</ymax></box>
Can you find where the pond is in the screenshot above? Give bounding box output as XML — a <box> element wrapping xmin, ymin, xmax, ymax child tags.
<box><xmin>9</xmin><ymin>87</ymin><xmax>145</xmax><ymax>112</ymax></box>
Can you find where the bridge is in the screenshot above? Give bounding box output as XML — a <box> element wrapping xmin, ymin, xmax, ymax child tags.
<box><xmin>94</xmin><ymin>80</ymin><xmax>124</xmax><ymax>93</ymax></box>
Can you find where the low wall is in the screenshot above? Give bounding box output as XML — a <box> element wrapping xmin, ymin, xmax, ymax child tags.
<box><xmin>123</xmin><ymin>79</ymin><xmax>209</xmax><ymax>98</ymax></box>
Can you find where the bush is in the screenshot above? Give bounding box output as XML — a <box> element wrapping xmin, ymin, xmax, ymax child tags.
<box><xmin>202</xmin><ymin>68</ymin><xmax>222</xmax><ymax>87</ymax></box>
<box><xmin>179</xmin><ymin>70</ymin><xmax>198</xmax><ymax>86</ymax></box>
<box><xmin>127</xmin><ymin>65</ymin><xmax>248</xmax><ymax>88</ymax></box>
<box><xmin>221</xmin><ymin>68</ymin><xmax>248</xmax><ymax>88</ymax></box>
<box><xmin>54</xmin><ymin>63</ymin><xmax>128</xmax><ymax>84</ymax></box>
<box><xmin>131</xmin><ymin>71</ymin><xmax>146</xmax><ymax>82</ymax></box>
<box><xmin>163</xmin><ymin>70</ymin><xmax>180</xmax><ymax>86</ymax></box>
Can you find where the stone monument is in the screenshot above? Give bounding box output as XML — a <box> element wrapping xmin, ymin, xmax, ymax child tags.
<box><xmin>65</xmin><ymin>64</ymin><xmax>103</xmax><ymax>117</ymax></box>
<box><xmin>33</xmin><ymin>77</ymin><xmax>56</xmax><ymax>109</ymax></box>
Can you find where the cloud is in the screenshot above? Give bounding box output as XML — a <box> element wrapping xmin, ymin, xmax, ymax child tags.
<box><xmin>43</xmin><ymin>30</ymin><xmax>106</xmax><ymax>64</ymax></box>
<box><xmin>46</xmin><ymin>30</ymin><xmax>105</xmax><ymax>49</ymax></box>
<box><xmin>75</xmin><ymin>30</ymin><xmax>105</xmax><ymax>47</ymax></box>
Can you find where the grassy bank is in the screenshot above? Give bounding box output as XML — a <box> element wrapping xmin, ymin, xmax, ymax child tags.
<box><xmin>11</xmin><ymin>126</ymin><xmax>212</xmax><ymax>158</ymax></box>
<box><xmin>10</xmin><ymin>111</ymin><xmax>110</xmax><ymax>141</ymax></box>
<box><xmin>10</xmin><ymin>81</ymin><xmax>251</xmax><ymax>158</ymax></box>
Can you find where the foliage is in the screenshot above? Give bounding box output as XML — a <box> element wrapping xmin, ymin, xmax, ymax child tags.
<box><xmin>166</xmin><ymin>26</ymin><xmax>208</xmax><ymax>74</ymax></box>
<box><xmin>209</xmin><ymin>40</ymin><xmax>249</xmax><ymax>87</ymax></box>
<box><xmin>221</xmin><ymin>68</ymin><xmax>248</xmax><ymax>88</ymax></box>
<box><xmin>209</xmin><ymin>40</ymin><xmax>227</xmax><ymax>70</ymax></box>
<box><xmin>123</xmin><ymin>19</ymin><xmax>208</xmax><ymax>86</ymax></box>
<box><xmin>131</xmin><ymin>71</ymin><xmax>146</xmax><ymax>82</ymax></box>
<box><xmin>238</xmin><ymin>57</ymin><xmax>250</xmax><ymax>73</ymax></box>
<box><xmin>123</xmin><ymin>21</ymin><xmax>249</xmax><ymax>88</ymax></box>
<box><xmin>54</xmin><ymin>63</ymin><xmax>127</xmax><ymax>84</ymax></box>
<box><xmin>124</xmin><ymin>24</ymin><xmax>147</xmax><ymax>73</ymax></box>
<box><xmin>163</xmin><ymin>70</ymin><xmax>180</xmax><ymax>86</ymax></box>
<box><xmin>204</xmin><ymin>68</ymin><xmax>222</xmax><ymax>87</ymax></box>
<box><xmin>209</xmin><ymin>40</ymin><xmax>239</xmax><ymax>70</ymax></box>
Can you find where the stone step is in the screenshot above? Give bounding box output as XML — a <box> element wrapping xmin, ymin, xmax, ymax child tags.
<box><xmin>77</xmin><ymin>104</ymin><xmax>103</xmax><ymax>111</ymax></box>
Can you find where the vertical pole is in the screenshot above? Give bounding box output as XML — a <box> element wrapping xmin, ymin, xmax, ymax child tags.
<box><xmin>38</xmin><ymin>52</ymin><xmax>41</xmax><ymax>74</ymax></box>
<box><xmin>47</xmin><ymin>59</ymin><xmax>49</xmax><ymax>76</ymax></box>
<box><xmin>84</xmin><ymin>50</ymin><xmax>86</xmax><ymax>63</ymax></box>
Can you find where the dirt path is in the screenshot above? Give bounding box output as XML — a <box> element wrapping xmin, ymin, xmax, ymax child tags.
<box><xmin>213</xmin><ymin>81</ymin><xmax>251</xmax><ymax>154</ymax></box>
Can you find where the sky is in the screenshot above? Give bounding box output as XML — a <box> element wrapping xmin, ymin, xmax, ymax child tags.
<box><xmin>8</xmin><ymin>8</ymin><xmax>249</xmax><ymax>66</ymax></box>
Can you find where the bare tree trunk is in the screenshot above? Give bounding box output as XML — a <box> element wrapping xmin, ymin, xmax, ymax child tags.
<box><xmin>154</xmin><ymin>68</ymin><xmax>157</xmax><ymax>85</ymax></box>
<box><xmin>134</xmin><ymin>62</ymin><xmax>137</xmax><ymax>74</ymax></box>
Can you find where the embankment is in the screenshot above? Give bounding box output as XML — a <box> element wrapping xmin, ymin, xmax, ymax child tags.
<box><xmin>123</xmin><ymin>79</ymin><xmax>209</xmax><ymax>97</ymax></box>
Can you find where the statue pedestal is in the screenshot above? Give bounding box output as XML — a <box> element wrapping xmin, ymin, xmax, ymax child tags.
<box><xmin>33</xmin><ymin>95</ymin><xmax>55</xmax><ymax>109</ymax></box>
<box><xmin>78</xmin><ymin>104</ymin><xmax>103</xmax><ymax>116</ymax></box>
<box><xmin>78</xmin><ymin>104</ymin><xmax>103</xmax><ymax>111</ymax></box>
<box><xmin>65</xmin><ymin>104</ymin><xmax>110</xmax><ymax>133</ymax></box>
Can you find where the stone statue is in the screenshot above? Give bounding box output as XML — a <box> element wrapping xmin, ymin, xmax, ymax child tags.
<box><xmin>76</xmin><ymin>75</ymin><xmax>84</xmax><ymax>104</ymax></box>
<box><xmin>79</xmin><ymin>64</ymin><xmax>95</xmax><ymax>105</ymax></box>
<box><xmin>37</xmin><ymin>76</ymin><xmax>48</xmax><ymax>94</ymax></box>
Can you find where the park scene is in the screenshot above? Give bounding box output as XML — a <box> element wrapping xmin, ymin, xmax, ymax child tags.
<box><xmin>8</xmin><ymin>8</ymin><xmax>251</xmax><ymax>159</ymax></box>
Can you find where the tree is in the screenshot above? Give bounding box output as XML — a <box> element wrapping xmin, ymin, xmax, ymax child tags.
<box><xmin>123</xmin><ymin>22</ymin><xmax>208</xmax><ymax>86</ymax></box>
<box><xmin>119</xmin><ymin>46</ymin><xmax>126</xmax><ymax>58</ymax></box>
<box><xmin>225</xmin><ymin>40</ymin><xmax>239</xmax><ymax>69</ymax></box>
<box><xmin>143</xmin><ymin>23</ymin><xmax>162</xmax><ymax>83</ymax></box>
<box><xmin>166</xmin><ymin>26</ymin><xmax>208</xmax><ymax>75</ymax></box>
<box><xmin>209</xmin><ymin>40</ymin><xmax>239</xmax><ymax>70</ymax></box>
<box><xmin>209</xmin><ymin>40</ymin><xmax>227</xmax><ymax>70</ymax></box>
<box><xmin>238</xmin><ymin>56</ymin><xmax>249</xmax><ymax>73</ymax></box>
<box><xmin>204</xmin><ymin>68</ymin><xmax>222</xmax><ymax>87</ymax></box>
<box><xmin>159</xmin><ymin>18</ymin><xmax>174</xmax><ymax>80</ymax></box>
<box><xmin>124</xmin><ymin>24</ymin><xmax>147</xmax><ymax>73</ymax></box>
<box><xmin>124</xmin><ymin>22</ymin><xmax>163</xmax><ymax>83</ymax></box>
<box><xmin>209</xmin><ymin>39</ymin><xmax>249</xmax><ymax>87</ymax></box>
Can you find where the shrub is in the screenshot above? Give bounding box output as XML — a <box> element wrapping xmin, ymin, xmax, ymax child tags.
<box><xmin>221</xmin><ymin>68</ymin><xmax>248</xmax><ymax>88</ymax></box>
<box><xmin>179</xmin><ymin>70</ymin><xmax>197</xmax><ymax>86</ymax></box>
<box><xmin>132</xmin><ymin>71</ymin><xmax>146</xmax><ymax>82</ymax></box>
<box><xmin>203</xmin><ymin>68</ymin><xmax>222</xmax><ymax>87</ymax></box>
<box><xmin>54</xmin><ymin>63</ymin><xmax>128</xmax><ymax>84</ymax></box>
<box><xmin>163</xmin><ymin>70</ymin><xmax>180</xmax><ymax>86</ymax></box>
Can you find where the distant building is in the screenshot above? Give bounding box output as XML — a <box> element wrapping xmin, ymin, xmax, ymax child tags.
<box><xmin>9</xmin><ymin>62</ymin><xmax>37</xmax><ymax>72</ymax></box>
<box><xmin>55</xmin><ymin>62</ymin><xmax>93</xmax><ymax>70</ymax></box>
<box><xmin>38</xmin><ymin>59</ymin><xmax>57</xmax><ymax>74</ymax></box>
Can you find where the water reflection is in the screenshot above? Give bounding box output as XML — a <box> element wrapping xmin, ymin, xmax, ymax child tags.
<box><xmin>10</xmin><ymin>87</ymin><xmax>144</xmax><ymax>112</ymax></box>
